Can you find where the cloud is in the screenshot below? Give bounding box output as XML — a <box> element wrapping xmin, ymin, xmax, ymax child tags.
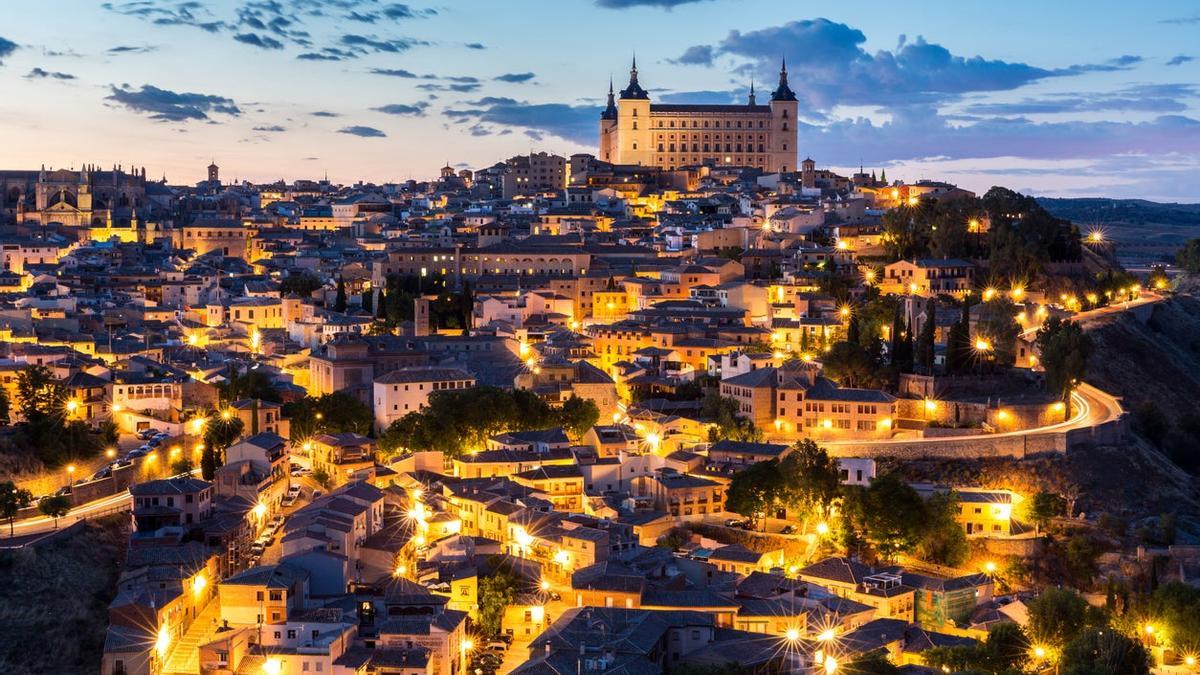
<box><xmin>369</xmin><ymin>67</ymin><xmax>419</xmax><ymax>77</ymax></box>
<box><xmin>669</xmin><ymin>44</ymin><xmax>714</xmax><ymax>66</ymax></box>
<box><xmin>340</xmin><ymin>34</ymin><xmax>426</xmax><ymax>55</ymax></box>
<box><xmin>343</xmin><ymin>4</ymin><xmax>436</xmax><ymax>23</ymax></box>
<box><xmin>107</xmin><ymin>44</ymin><xmax>158</xmax><ymax>55</ymax></box>
<box><xmin>443</xmin><ymin>97</ymin><xmax>595</xmax><ymax>143</ymax></box>
<box><xmin>1060</xmin><ymin>54</ymin><xmax>1144</xmax><ymax>73</ymax></box>
<box><xmin>418</xmin><ymin>82</ymin><xmax>482</xmax><ymax>93</ymax></box>
<box><xmin>796</xmin><ymin>107</ymin><xmax>1200</xmax><ymax>168</ymax></box>
<box><xmin>102</xmin><ymin>1</ymin><xmax>228</xmax><ymax>32</ymax></box>
<box><xmin>106</xmin><ymin>84</ymin><xmax>241</xmax><ymax>122</ymax></box>
<box><xmin>372</xmin><ymin>102</ymin><xmax>430</xmax><ymax>116</ymax></box>
<box><xmin>673</xmin><ymin>19</ymin><xmax>1134</xmax><ymax>111</ymax></box>
<box><xmin>310</xmin><ymin>111</ymin><xmax>339</xmax><ymax>117</ymax></box>
<box><xmin>0</xmin><ymin>36</ymin><xmax>17</xmax><ymax>64</ymax></box>
<box><xmin>962</xmin><ymin>84</ymin><xmax>1197</xmax><ymax>116</ymax></box>
<box><xmin>253</xmin><ymin>124</ymin><xmax>287</xmax><ymax>132</ymax></box>
<box><xmin>595</xmin><ymin>0</ymin><xmax>713</xmax><ymax>8</ymax></box>
<box><xmin>25</xmin><ymin>67</ymin><xmax>75</xmax><ymax>80</ymax></box>
<box><xmin>1167</xmin><ymin>55</ymin><xmax>1194</xmax><ymax>66</ymax></box>
<box><xmin>338</xmin><ymin>125</ymin><xmax>387</xmax><ymax>137</ymax></box>
<box><xmin>495</xmin><ymin>72</ymin><xmax>536</xmax><ymax>83</ymax></box>
<box><xmin>1160</xmin><ymin>14</ymin><xmax>1200</xmax><ymax>25</ymax></box>
<box><xmin>465</xmin><ymin>42</ymin><xmax>486</xmax><ymax>50</ymax></box>
<box><xmin>234</xmin><ymin>32</ymin><xmax>285</xmax><ymax>50</ymax></box>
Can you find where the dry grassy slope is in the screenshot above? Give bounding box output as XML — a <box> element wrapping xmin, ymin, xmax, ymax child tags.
<box><xmin>1083</xmin><ymin>291</ymin><xmax>1200</xmax><ymax>422</ymax></box>
<box><xmin>885</xmin><ymin>292</ymin><xmax>1200</xmax><ymax>526</ymax></box>
<box><xmin>0</xmin><ymin>515</ymin><xmax>129</xmax><ymax>674</ymax></box>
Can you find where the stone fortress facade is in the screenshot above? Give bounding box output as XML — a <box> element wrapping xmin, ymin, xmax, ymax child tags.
<box><xmin>598</xmin><ymin>57</ymin><xmax>800</xmax><ymax>174</ymax></box>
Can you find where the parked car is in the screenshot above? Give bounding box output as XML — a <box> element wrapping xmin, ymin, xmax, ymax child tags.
<box><xmin>286</xmin><ymin>485</ymin><xmax>302</xmax><ymax>497</ymax></box>
<box><xmin>724</xmin><ymin>518</ymin><xmax>745</xmax><ymax>528</ymax></box>
<box><xmin>780</xmin><ymin>525</ymin><xmax>796</xmax><ymax>535</ymax></box>
<box><xmin>137</xmin><ymin>429</ymin><xmax>157</xmax><ymax>440</ymax></box>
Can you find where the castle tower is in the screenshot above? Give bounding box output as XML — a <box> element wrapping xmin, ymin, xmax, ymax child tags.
<box><xmin>207</xmin><ymin>161</ymin><xmax>219</xmax><ymax>184</ymax></box>
<box><xmin>615</xmin><ymin>55</ymin><xmax>652</xmax><ymax>166</ymax></box>
<box><xmin>768</xmin><ymin>58</ymin><xmax>799</xmax><ymax>174</ymax></box>
<box><xmin>801</xmin><ymin>157</ymin><xmax>816</xmax><ymax>189</ymax></box>
<box><xmin>598</xmin><ymin>77</ymin><xmax>618</xmax><ymax>162</ymax></box>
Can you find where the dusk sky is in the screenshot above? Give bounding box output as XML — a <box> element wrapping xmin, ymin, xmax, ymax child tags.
<box><xmin>1</xmin><ymin>0</ymin><xmax>1199</xmax><ymax>200</ymax></box>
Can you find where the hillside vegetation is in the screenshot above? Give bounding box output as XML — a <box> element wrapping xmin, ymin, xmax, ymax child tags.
<box><xmin>0</xmin><ymin>515</ymin><xmax>129</xmax><ymax>674</ymax></box>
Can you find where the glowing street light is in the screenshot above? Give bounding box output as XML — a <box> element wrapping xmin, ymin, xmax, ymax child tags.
<box><xmin>785</xmin><ymin>627</ymin><xmax>800</xmax><ymax>642</ymax></box>
<box><xmin>155</xmin><ymin>624</ymin><xmax>171</xmax><ymax>658</ymax></box>
<box><xmin>818</xmin><ymin>628</ymin><xmax>835</xmax><ymax>642</ymax></box>
<box><xmin>974</xmin><ymin>338</ymin><xmax>992</xmax><ymax>353</ymax></box>
<box><xmin>262</xmin><ymin>657</ymin><xmax>282</xmax><ymax>675</ymax></box>
<box><xmin>824</xmin><ymin>655</ymin><xmax>838</xmax><ymax>674</ymax></box>
<box><xmin>106</xmin><ymin>448</ymin><xmax>117</xmax><ymax>459</ymax></box>
<box><xmin>816</xmin><ymin>522</ymin><xmax>830</xmax><ymax>536</ymax></box>
<box><xmin>66</xmin><ymin>464</ymin><xmax>76</xmax><ymax>477</ymax></box>
<box><xmin>982</xmin><ymin>287</ymin><xmax>997</xmax><ymax>302</ymax></box>
<box><xmin>984</xmin><ymin>561</ymin><xmax>997</xmax><ymax>574</ymax></box>
<box><xmin>1086</xmin><ymin>230</ymin><xmax>1104</xmax><ymax>244</ymax></box>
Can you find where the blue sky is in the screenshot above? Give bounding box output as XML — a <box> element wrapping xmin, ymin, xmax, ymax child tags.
<box><xmin>1</xmin><ymin>0</ymin><xmax>1198</xmax><ymax>200</ymax></box>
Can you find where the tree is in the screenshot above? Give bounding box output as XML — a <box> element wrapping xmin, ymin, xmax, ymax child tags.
<box><xmin>854</xmin><ymin>473</ymin><xmax>926</xmax><ymax>561</ymax></box>
<box><xmin>701</xmin><ymin>394</ymin><xmax>761</xmax><ymax>443</ymax></box>
<box><xmin>311</xmin><ymin>468</ymin><xmax>330</xmax><ymax>489</ymax></box>
<box><xmin>725</xmin><ymin>460</ymin><xmax>784</xmax><ymax>523</ymax></box>
<box><xmin>1037</xmin><ymin>316</ymin><xmax>1094</xmax><ymax>403</ymax></box>
<box><xmin>914</xmin><ymin>490</ymin><xmax>970</xmax><ymax>566</ymax></box>
<box><xmin>37</xmin><ymin>494</ymin><xmax>71</xmax><ymax>529</ymax></box>
<box><xmin>361</xmin><ymin>288</ymin><xmax>374</xmax><ymax>313</ymax></box>
<box><xmin>777</xmin><ymin>439</ymin><xmax>841</xmax><ymax>530</ymax></box>
<box><xmin>1027</xmin><ymin>587</ymin><xmax>1090</xmax><ymax>648</ymax></box>
<box><xmin>334</xmin><ymin>276</ymin><xmax>348</xmax><ymax>313</ymax></box>
<box><xmin>284</xmin><ymin>392</ymin><xmax>375</xmax><ymax>440</ymax></box>
<box><xmin>924</xmin><ymin>622</ymin><xmax>1029</xmax><ymax>674</ymax></box>
<box><xmin>217</xmin><ymin>367</ymin><xmax>282</xmax><ymax>405</ymax></box>
<box><xmin>915</xmin><ymin>298</ymin><xmax>936</xmax><ymax>373</ymax></box>
<box><xmin>822</xmin><ymin>341</ymin><xmax>876</xmax><ymax>388</ymax></box>
<box><xmin>0</xmin><ymin>388</ymin><xmax>9</xmax><ymax>425</ymax></box>
<box><xmin>1147</xmin><ymin>582</ymin><xmax>1200</xmax><ymax>653</ymax></box>
<box><xmin>171</xmin><ymin>457</ymin><xmax>195</xmax><ymax>476</ymax></box>
<box><xmin>16</xmin><ymin>365</ymin><xmax>66</xmax><ymax>420</ymax></box>
<box><xmin>1026</xmin><ymin>491</ymin><xmax>1065</xmax><ymax>534</ymax></box>
<box><xmin>1061</xmin><ymin>628</ymin><xmax>1150</xmax><ymax>675</ymax></box>
<box><xmin>280</xmin><ymin>271</ymin><xmax>323</xmax><ymax>297</ymax></box>
<box><xmin>1175</xmin><ymin>238</ymin><xmax>1200</xmax><ymax>275</ymax></box>
<box><xmin>1</xmin><ymin>480</ymin><xmax>34</xmax><ymax>536</ymax></box>
<box><xmin>975</xmin><ymin>296</ymin><xmax>1022</xmax><ymax>368</ymax></box>
<box><xmin>477</xmin><ymin>566</ymin><xmax>520</xmax><ymax>637</ymax></box>
<box><xmin>202</xmin><ymin>413</ymin><xmax>244</xmax><ymax>480</ymax></box>
<box><xmin>556</xmin><ymin>395</ymin><xmax>599</xmax><ymax>441</ymax></box>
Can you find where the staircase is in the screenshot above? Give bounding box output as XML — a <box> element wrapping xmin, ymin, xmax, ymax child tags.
<box><xmin>162</xmin><ymin>599</ymin><xmax>222</xmax><ymax>675</ymax></box>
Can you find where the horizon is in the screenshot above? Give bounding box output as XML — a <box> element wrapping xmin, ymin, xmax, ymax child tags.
<box><xmin>1</xmin><ymin>0</ymin><xmax>1199</xmax><ymax>200</ymax></box>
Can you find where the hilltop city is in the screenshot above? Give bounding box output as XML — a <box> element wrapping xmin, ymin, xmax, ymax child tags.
<box><xmin>2</xmin><ymin>60</ymin><xmax>1199</xmax><ymax>675</ymax></box>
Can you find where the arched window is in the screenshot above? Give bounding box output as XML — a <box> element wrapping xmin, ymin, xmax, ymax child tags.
<box><xmin>632</xmin><ymin>121</ymin><xmax>637</xmax><ymax>130</ymax></box>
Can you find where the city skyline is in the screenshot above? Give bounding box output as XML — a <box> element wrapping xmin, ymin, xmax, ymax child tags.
<box><xmin>1</xmin><ymin>0</ymin><xmax>1199</xmax><ymax>200</ymax></box>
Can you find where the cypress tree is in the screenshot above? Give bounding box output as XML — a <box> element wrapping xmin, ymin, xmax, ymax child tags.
<box><xmin>334</xmin><ymin>276</ymin><xmax>348</xmax><ymax>313</ymax></box>
<box><xmin>890</xmin><ymin>306</ymin><xmax>904</xmax><ymax>366</ymax></box>
<box><xmin>847</xmin><ymin>314</ymin><xmax>861</xmax><ymax>346</ymax></box>
<box><xmin>916</xmin><ymin>298</ymin><xmax>936</xmax><ymax>372</ymax></box>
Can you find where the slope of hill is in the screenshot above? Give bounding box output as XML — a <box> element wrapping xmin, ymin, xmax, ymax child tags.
<box><xmin>0</xmin><ymin>515</ymin><xmax>128</xmax><ymax>674</ymax></box>
<box><xmin>1038</xmin><ymin>197</ymin><xmax>1200</xmax><ymax>268</ymax></box>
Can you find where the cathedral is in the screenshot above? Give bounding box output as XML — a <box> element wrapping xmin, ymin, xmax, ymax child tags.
<box><xmin>0</xmin><ymin>164</ymin><xmax>152</xmax><ymax>228</ymax></box>
<box><xmin>598</xmin><ymin>58</ymin><xmax>799</xmax><ymax>174</ymax></box>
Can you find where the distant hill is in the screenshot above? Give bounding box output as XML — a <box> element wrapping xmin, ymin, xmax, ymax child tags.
<box><xmin>1038</xmin><ymin>198</ymin><xmax>1200</xmax><ymax>229</ymax></box>
<box><xmin>1038</xmin><ymin>198</ymin><xmax>1200</xmax><ymax>267</ymax></box>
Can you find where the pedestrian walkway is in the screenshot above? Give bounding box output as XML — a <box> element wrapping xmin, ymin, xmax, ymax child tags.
<box><xmin>162</xmin><ymin>598</ymin><xmax>222</xmax><ymax>675</ymax></box>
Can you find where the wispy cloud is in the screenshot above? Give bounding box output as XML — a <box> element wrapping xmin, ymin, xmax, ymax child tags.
<box><xmin>595</xmin><ymin>0</ymin><xmax>713</xmax><ymax>8</ymax></box>
<box><xmin>0</xmin><ymin>36</ymin><xmax>18</xmax><ymax>64</ymax></box>
<box><xmin>1167</xmin><ymin>55</ymin><xmax>1195</xmax><ymax>67</ymax></box>
<box><xmin>338</xmin><ymin>125</ymin><xmax>387</xmax><ymax>137</ymax></box>
<box><xmin>372</xmin><ymin>102</ymin><xmax>430</xmax><ymax>116</ymax></box>
<box><xmin>25</xmin><ymin>67</ymin><xmax>76</xmax><ymax>80</ymax></box>
<box><xmin>106</xmin><ymin>84</ymin><xmax>241</xmax><ymax>122</ymax></box>
<box><xmin>495</xmin><ymin>72</ymin><xmax>536</xmax><ymax>83</ymax></box>
<box><xmin>107</xmin><ymin>44</ymin><xmax>158</xmax><ymax>54</ymax></box>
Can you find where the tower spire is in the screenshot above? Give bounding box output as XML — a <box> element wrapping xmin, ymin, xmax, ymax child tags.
<box><xmin>771</xmin><ymin>56</ymin><xmax>797</xmax><ymax>102</ymax></box>
<box><xmin>618</xmin><ymin>53</ymin><xmax>648</xmax><ymax>100</ymax></box>
<box><xmin>748</xmin><ymin>77</ymin><xmax>756</xmax><ymax>106</ymax></box>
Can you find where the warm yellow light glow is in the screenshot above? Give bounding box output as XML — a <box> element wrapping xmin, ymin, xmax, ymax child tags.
<box><xmin>1155</xmin><ymin>278</ymin><xmax>1168</xmax><ymax>290</ymax></box>
<box><xmin>106</xmin><ymin>448</ymin><xmax>117</xmax><ymax>459</ymax></box>
<box><xmin>772</xmin><ymin>350</ymin><xmax>785</xmax><ymax>359</ymax></box>
<box><xmin>1087</xmin><ymin>231</ymin><xmax>1104</xmax><ymax>244</ymax></box>
<box><xmin>1145</xmin><ymin>624</ymin><xmax>1155</xmax><ymax>635</ymax></box>
<box><xmin>254</xmin><ymin>502</ymin><xmax>267</xmax><ymax>519</ymax></box>
<box><xmin>907</xmin><ymin>282</ymin><xmax>919</xmax><ymax>294</ymax></box>
<box><xmin>413</xmin><ymin>534</ymin><xmax>426</xmax><ymax>546</ymax></box>
<box><xmin>66</xmin><ymin>463</ymin><xmax>76</xmax><ymax>475</ymax></box>
<box><xmin>824</xmin><ymin>655</ymin><xmax>838</xmax><ymax>674</ymax></box>
<box><xmin>1052</xmin><ymin>402</ymin><xmax>1066</xmax><ymax>412</ymax></box>
<box><xmin>1010</xmin><ymin>285</ymin><xmax>1025</xmax><ymax>301</ymax></box>
<box><xmin>193</xmin><ymin>574</ymin><xmax>207</xmax><ymax>595</ymax></box>
<box><xmin>262</xmin><ymin>657</ymin><xmax>282</xmax><ymax>675</ymax></box>
<box><xmin>554</xmin><ymin>549</ymin><xmax>570</xmax><ymax>565</ymax></box>
<box><xmin>982</xmin><ymin>287</ymin><xmax>997</xmax><ymax>301</ymax></box>
<box><xmin>1185</xmin><ymin>655</ymin><xmax>1195</xmax><ymax>667</ymax></box>
<box><xmin>785</xmin><ymin>627</ymin><xmax>800</xmax><ymax>642</ymax></box>
<box><xmin>879</xmin><ymin>418</ymin><xmax>893</xmax><ymax>429</ymax></box>
<box><xmin>462</xmin><ymin>639</ymin><xmax>474</xmax><ymax>652</ymax></box>
<box><xmin>146</xmin><ymin>451</ymin><xmax>158</xmax><ymax>462</ymax></box>
<box><xmin>924</xmin><ymin>399</ymin><xmax>937</xmax><ymax>412</ymax></box>
<box><xmin>540</xmin><ymin>579</ymin><xmax>551</xmax><ymax>591</ymax></box>
<box><xmin>984</xmin><ymin>561</ymin><xmax>997</xmax><ymax>574</ymax></box>
<box><xmin>155</xmin><ymin>624</ymin><xmax>171</xmax><ymax>657</ymax></box>
<box><xmin>302</xmin><ymin>441</ymin><xmax>312</xmax><ymax>452</ymax></box>
<box><xmin>644</xmin><ymin>432</ymin><xmax>661</xmax><ymax>449</ymax></box>
<box><xmin>907</xmin><ymin>196</ymin><xmax>919</xmax><ymax>206</ymax></box>
<box><xmin>864</xmin><ymin>269</ymin><xmax>876</xmax><ymax>284</ymax></box>
<box><xmin>974</xmin><ymin>338</ymin><xmax>991</xmax><ymax>352</ymax></box>
<box><xmin>187</xmin><ymin>334</ymin><xmax>199</xmax><ymax>346</ymax></box>
<box><xmin>835</xmin><ymin>240</ymin><xmax>849</xmax><ymax>250</ymax></box>
<box><xmin>771</xmin><ymin>330</ymin><xmax>784</xmax><ymax>343</ymax></box>
<box><xmin>839</xmin><ymin>305</ymin><xmax>851</xmax><ymax>319</ymax></box>
<box><xmin>394</xmin><ymin>563</ymin><xmax>407</xmax><ymax>577</ymax></box>
<box><xmin>191</xmin><ymin>417</ymin><xmax>206</xmax><ymax>434</ymax></box>
<box><xmin>514</xmin><ymin>528</ymin><xmax>534</xmax><ymax>548</ymax></box>
<box><xmin>821</xmin><ymin>419</ymin><xmax>833</xmax><ymax>430</ymax></box>
<box><xmin>1033</xmin><ymin>646</ymin><xmax>1046</xmax><ymax>659</ymax></box>
<box><xmin>816</xmin><ymin>522</ymin><xmax>830</xmax><ymax>536</ymax></box>
<box><xmin>531</xmin><ymin>605</ymin><xmax>545</xmax><ymax>622</ymax></box>
<box><xmin>112</xmin><ymin>403</ymin><xmax>123</xmax><ymax>412</ymax></box>
<box><xmin>818</xmin><ymin>628</ymin><xmax>835</xmax><ymax>642</ymax></box>
<box><xmin>221</xmin><ymin>409</ymin><xmax>232</xmax><ymax>421</ymax></box>
<box><xmin>66</xmin><ymin>400</ymin><xmax>79</xmax><ymax>413</ymax></box>
<box><xmin>891</xmin><ymin>188</ymin><xmax>900</xmax><ymax>199</ymax></box>
<box><xmin>997</xmin><ymin>410</ymin><xmax>1010</xmax><ymax>421</ymax></box>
